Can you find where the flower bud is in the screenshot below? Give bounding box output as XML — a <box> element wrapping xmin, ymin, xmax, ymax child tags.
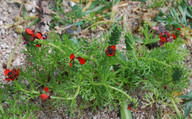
<box><xmin>15</xmin><ymin>25</ymin><xmax>24</xmax><ymax>34</ymax></box>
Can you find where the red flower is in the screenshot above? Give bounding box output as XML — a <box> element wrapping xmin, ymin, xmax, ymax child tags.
<box><xmin>41</xmin><ymin>94</ymin><xmax>48</xmax><ymax>100</ymax></box>
<box><xmin>36</xmin><ymin>32</ymin><xmax>43</xmax><ymax>39</ymax></box>
<box><xmin>70</xmin><ymin>53</ymin><xmax>75</xmax><ymax>60</ymax></box>
<box><xmin>127</xmin><ymin>107</ymin><xmax>132</xmax><ymax>110</ymax></box>
<box><xmin>105</xmin><ymin>45</ymin><xmax>116</xmax><ymax>56</ymax></box>
<box><xmin>41</xmin><ymin>87</ymin><xmax>53</xmax><ymax>101</ymax></box>
<box><xmin>44</xmin><ymin>87</ymin><xmax>49</xmax><ymax>92</ymax></box>
<box><xmin>163</xmin><ymin>85</ymin><xmax>167</xmax><ymax>90</ymax></box>
<box><xmin>4</xmin><ymin>68</ymin><xmax>19</xmax><ymax>81</ymax></box>
<box><xmin>70</xmin><ymin>62</ymin><xmax>72</xmax><ymax>67</ymax></box>
<box><xmin>23</xmin><ymin>28</ymin><xmax>46</xmax><ymax>47</ymax></box>
<box><xmin>25</xmin><ymin>28</ymin><xmax>35</xmax><ymax>36</ymax></box>
<box><xmin>172</xmin><ymin>34</ymin><xmax>177</xmax><ymax>39</ymax></box>
<box><xmin>76</xmin><ymin>57</ymin><xmax>86</xmax><ymax>65</ymax></box>
<box><xmin>127</xmin><ymin>102</ymin><xmax>134</xmax><ymax>110</ymax></box>
<box><xmin>172</xmin><ymin>28</ymin><xmax>184</xmax><ymax>39</ymax></box>
<box><xmin>69</xmin><ymin>53</ymin><xmax>86</xmax><ymax>66</ymax></box>
<box><xmin>36</xmin><ymin>44</ymin><xmax>42</xmax><ymax>47</ymax></box>
<box><xmin>159</xmin><ymin>32</ymin><xmax>171</xmax><ymax>46</ymax></box>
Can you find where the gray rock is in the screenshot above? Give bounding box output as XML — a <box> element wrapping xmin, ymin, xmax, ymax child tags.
<box><xmin>8</xmin><ymin>8</ymin><xmax>12</xmax><ymax>13</ymax></box>
<box><xmin>1</xmin><ymin>44</ymin><xmax>9</xmax><ymax>49</ymax></box>
<box><xmin>93</xmin><ymin>116</ymin><xmax>97</xmax><ymax>119</ymax></box>
<box><xmin>6</xmin><ymin>50</ymin><xmax>11</xmax><ymax>54</ymax></box>
<box><xmin>13</xmin><ymin>33</ymin><xmax>18</xmax><ymax>38</ymax></box>
<box><xmin>1</xmin><ymin>29</ymin><xmax>5</xmax><ymax>34</ymax></box>
<box><xmin>25</xmin><ymin>4</ymin><xmax>33</xmax><ymax>12</ymax></box>
<box><xmin>12</xmin><ymin>58</ymin><xmax>21</xmax><ymax>66</ymax></box>
<box><xmin>2</xmin><ymin>51</ymin><xmax>6</xmax><ymax>55</ymax></box>
<box><xmin>32</xmin><ymin>1</ymin><xmax>36</xmax><ymax>13</ymax></box>
<box><xmin>0</xmin><ymin>21</ymin><xmax>3</xmax><ymax>26</ymax></box>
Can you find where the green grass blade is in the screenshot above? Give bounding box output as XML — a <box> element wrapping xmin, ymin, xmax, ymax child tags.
<box><xmin>27</xmin><ymin>17</ymin><xmax>40</xmax><ymax>28</ymax></box>
<box><xmin>120</xmin><ymin>101</ymin><xmax>132</xmax><ymax>119</ymax></box>
<box><xmin>23</xmin><ymin>6</ymin><xmax>27</xmax><ymax>20</ymax></box>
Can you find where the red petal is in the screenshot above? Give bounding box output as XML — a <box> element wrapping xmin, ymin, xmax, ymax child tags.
<box><xmin>70</xmin><ymin>62</ymin><xmax>72</xmax><ymax>67</ymax></box>
<box><xmin>5</xmin><ymin>78</ymin><xmax>12</xmax><ymax>81</ymax></box>
<box><xmin>16</xmin><ymin>68</ymin><xmax>19</xmax><ymax>76</ymax></box>
<box><xmin>127</xmin><ymin>107</ymin><xmax>132</xmax><ymax>110</ymax></box>
<box><xmin>36</xmin><ymin>32</ymin><xmax>42</xmax><ymax>39</ymax></box>
<box><xmin>166</xmin><ymin>32</ymin><xmax>170</xmax><ymax>38</ymax></box>
<box><xmin>79</xmin><ymin>58</ymin><xmax>85</xmax><ymax>65</ymax></box>
<box><xmin>160</xmin><ymin>37</ymin><xmax>166</xmax><ymax>42</ymax></box>
<box><xmin>4</xmin><ymin>69</ymin><xmax>10</xmax><ymax>76</ymax></box>
<box><xmin>159</xmin><ymin>33</ymin><xmax>162</xmax><ymax>38</ymax></box>
<box><xmin>36</xmin><ymin>44</ymin><xmax>42</xmax><ymax>47</ymax></box>
<box><xmin>172</xmin><ymin>34</ymin><xmax>176</xmax><ymax>39</ymax></box>
<box><xmin>25</xmin><ymin>28</ymin><xmax>34</xmax><ymax>35</ymax></box>
<box><xmin>70</xmin><ymin>53</ymin><xmax>75</xmax><ymax>60</ymax></box>
<box><xmin>44</xmin><ymin>87</ymin><xmax>49</xmax><ymax>92</ymax></box>
<box><xmin>176</xmin><ymin>28</ymin><xmax>181</xmax><ymax>31</ymax></box>
<box><xmin>12</xmin><ymin>69</ymin><xmax>16</xmax><ymax>73</ymax></box>
<box><xmin>40</xmin><ymin>94</ymin><xmax>48</xmax><ymax>100</ymax></box>
<box><xmin>111</xmin><ymin>45</ymin><xmax>116</xmax><ymax>50</ymax></box>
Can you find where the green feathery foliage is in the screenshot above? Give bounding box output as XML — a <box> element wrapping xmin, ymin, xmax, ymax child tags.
<box><xmin>124</xmin><ymin>32</ymin><xmax>135</xmax><ymax>50</ymax></box>
<box><xmin>108</xmin><ymin>25</ymin><xmax>121</xmax><ymax>45</ymax></box>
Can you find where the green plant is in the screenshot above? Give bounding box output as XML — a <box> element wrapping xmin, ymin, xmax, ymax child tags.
<box><xmin>154</xmin><ymin>0</ymin><xmax>192</xmax><ymax>28</ymax></box>
<box><xmin>149</xmin><ymin>0</ymin><xmax>166</xmax><ymax>8</ymax></box>
<box><xmin>179</xmin><ymin>90</ymin><xmax>192</xmax><ymax>119</ymax></box>
<box><xmin>0</xmin><ymin>84</ymin><xmax>39</xmax><ymax>119</ymax></box>
<box><xmin>50</xmin><ymin>0</ymin><xmax>113</xmax><ymax>30</ymax></box>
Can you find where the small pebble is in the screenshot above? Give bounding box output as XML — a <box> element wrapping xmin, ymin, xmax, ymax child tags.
<box><xmin>25</xmin><ymin>4</ymin><xmax>33</xmax><ymax>12</ymax></box>
<box><xmin>12</xmin><ymin>58</ymin><xmax>21</xmax><ymax>66</ymax></box>
<box><xmin>93</xmin><ymin>116</ymin><xmax>97</xmax><ymax>119</ymax></box>
<box><xmin>13</xmin><ymin>33</ymin><xmax>18</xmax><ymax>38</ymax></box>
<box><xmin>1</xmin><ymin>29</ymin><xmax>5</xmax><ymax>34</ymax></box>
<box><xmin>0</xmin><ymin>21</ymin><xmax>3</xmax><ymax>26</ymax></box>
<box><xmin>1</xmin><ymin>44</ymin><xmax>9</xmax><ymax>49</ymax></box>
<box><xmin>6</xmin><ymin>50</ymin><xmax>11</xmax><ymax>54</ymax></box>
<box><xmin>32</xmin><ymin>1</ymin><xmax>36</xmax><ymax>13</ymax></box>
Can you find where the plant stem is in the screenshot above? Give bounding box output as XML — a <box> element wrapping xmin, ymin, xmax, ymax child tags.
<box><xmin>7</xmin><ymin>35</ymin><xmax>22</xmax><ymax>68</ymax></box>
<box><xmin>171</xmin><ymin>98</ymin><xmax>181</xmax><ymax>117</ymax></box>
<box><xmin>51</xmin><ymin>86</ymin><xmax>80</xmax><ymax>100</ymax></box>
<box><xmin>48</xmin><ymin>43</ymin><xmax>66</xmax><ymax>55</ymax></box>
<box><xmin>107</xmin><ymin>85</ymin><xmax>132</xmax><ymax>101</ymax></box>
<box><xmin>0</xmin><ymin>103</ymin><xmax>4</xmax><ymax>115</ymax></box>
<box><xmin>138</xmin><ymin>57</ymin><xmax>172</xmax><ymax>68</ymax></box>
<box><xmin>89</xmin><ymin>80</ymin><xmax>132</xmax><ymax>101</ymax></box>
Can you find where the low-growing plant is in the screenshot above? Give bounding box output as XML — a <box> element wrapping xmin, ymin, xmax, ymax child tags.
<box><xmin>1</xmin><ymin>21</ymin><xmax>191</xmax><ymax>118</ymax></box>
<box><xmin>154</xmin><ymin>0</ymin><xmax>192</xmax><ymax>28</ymax></box>
<box><xmin>0</xmin><ymin>84</ymin><xmax>39</xmax><ymax>119</ymax></box>
<box><xmin>179</xmin><ymin>90</ymin><xmax>192</xmax><ymax>119</ymax></box>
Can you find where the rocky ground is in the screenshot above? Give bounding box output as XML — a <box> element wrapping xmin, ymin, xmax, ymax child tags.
<box><xmin>1</xmin><ymin>0</ymin><xmax>192</xmax><ymax>119</ymax></box>
<box><xmin>0</xmin><ymin>0</ymin><xmax>26</xmax><ymax>85</ymax></box>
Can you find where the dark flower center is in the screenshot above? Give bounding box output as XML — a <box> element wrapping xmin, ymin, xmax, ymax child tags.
<box><xmin>107</xmin><ymin>48</ymin><xmax>114</xmax><ymax>55</ymax></box>
<box><xmin>8</xmin><ymin>71</ymin><xmax>15</xmax><ymax>79</ymax></box>
<box><xmin>162</xmin><ymin>33</ymin><xmax>169</xmax><ymax>38</ymax></box>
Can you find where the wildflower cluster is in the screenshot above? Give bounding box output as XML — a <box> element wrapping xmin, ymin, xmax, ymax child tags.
<box><xmin>40</xmin><ymin>87</ymin><xmax>53</xmax><ymax>101</ymax></box>
<box><xmin>22</xmin><ymin>28</ymin><xmax>46</xmax><ymax>47</ymax></box>
<box><xmin>2</xmin><ymin>24</ymin><xmax>190</xmax><ymax>118</ymax></box>
<box><xmin>69</xmin><ymin>53</ymin><xmax>86</xmax><ymax>66</ymax></box>
<box><xmin>158</xmin><ymin>28</ymin><xmax>184</xmax><ymax>46</ymax></box>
